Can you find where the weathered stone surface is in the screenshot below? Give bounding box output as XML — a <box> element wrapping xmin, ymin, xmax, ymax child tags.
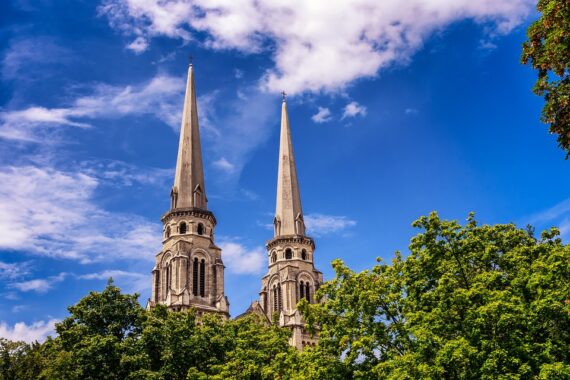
<box><xmin>253</xmin><ymin>98</ymin><xmax>323</xmax><ymax>349</ymax></box>
<box><xmin>148</xmin><ymin>64</ymin><xmax>229</xmax><ymax>318</ymax></box>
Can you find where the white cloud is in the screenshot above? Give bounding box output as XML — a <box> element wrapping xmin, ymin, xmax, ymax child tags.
<box><xmin>212</xmin><ymin>157</ymin><xmax>236</xmax><ymax>173</ymax></box>
<box><xmin>198</xmin><ymin>88</ymin><xmax>277</xmax><ymax>184</ymax></box>
<box><xmin>311</xmin><ymin>107</ymin><xmax>332</xmax><ymax>123</ymax></box>
<box><xmin>234</xmin><ymin>69</ymin><xmax>244</xmax><ymax>79</ymax></box>
<box><xmin>10</xmin><ymin>273</ymin><xmax>67</xmax><ymax>293</ymax></box>
<box><xmin>0</xmin><ymin>261</ymin><xmax>31</xmax><ymax>280</ymax></box>
<box><xmin>0</xmin><ymin>74</ymin><xmax>184</xmax><ymax>142</ymax></box>
<box><xmin>11</xmin><ymin>305</ymin><xmax>29</xmax><ymax>313</ymax></box>
<box><xmin>304</xmin><ymin>213</ymin><xmax>357</xmax><ymax>236</ymax></box>
<box><xmin>342</xmin><ymin>101</ymin><xmax>367</xmax><ymax>119</ymax></box>
<box><xmin>0</xmin><ymin>319</ymin><xmax>58</xmax><ymax>343</ymax></box>
<box><xmin>527</xmin><ymin>198</ymin><xmax>570</xmax><ymax>241</ymax></box>
<box><xmin>528</xmin><ymin>198</ymin><xmax>570</xmax><ymax>225</ymax></box>
<box><xmin>100</xmin><ymin>0</ymin><xmax>532</xmax><ymax>94</ymax></box>
<box><xmin>78</xmin><ymin>270</ymin><xmax>149</xmax><ymax>293</ymax></box>
<box><xmin>560</xmin><ymin>219</ymin><xmax>570</xmax><ymax>240</ymax></box>
<box><xmin>78</xmin><ymin>159</ymin><xmax>171</xmax><ymax>187</ymax></box>
<box><xmin>1</xmin><ymin>37</ymin><xmax>71</xmax><ymax>81</ymax></box>
<box><xmin>218</xmin><ymin>241</ymin><xmax>265</xmax><ymax>275</ymax></box>
<box><xmin>240</xmin><ymin>188</ymin><xmax>259</xmax><ymax>201</ymax></box>
<box><xmin>479</xmin><ymin>39</ymin><xmax>498</xmax><ymax>50</ymax></box>
<box><xmin>0</xmin><ymin>165</ymin><xmax>161</xmax><ymax>262</ymax></box>
<box><xmin>126</xmin><ymin>36</ymin><xmax>149</xmax><ymax>53</ymax></box>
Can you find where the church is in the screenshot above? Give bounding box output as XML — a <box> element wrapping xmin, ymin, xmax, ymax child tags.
<box><xmin>148</xmin><ymin>63</ymin><xmax>323</xmax><ymax>349</ymax></box>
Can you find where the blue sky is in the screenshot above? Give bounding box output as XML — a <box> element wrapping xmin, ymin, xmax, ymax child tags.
<box><xmin>1</xmin><ymin>0</ymin><xmax>569</xmax><ymax>342</ymax></box>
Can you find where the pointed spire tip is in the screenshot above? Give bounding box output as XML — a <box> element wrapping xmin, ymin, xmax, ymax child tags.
<box><xmin>281</xmin><ymin>90</ymin><xmax>287</xmax><ymax>102</ymax></box>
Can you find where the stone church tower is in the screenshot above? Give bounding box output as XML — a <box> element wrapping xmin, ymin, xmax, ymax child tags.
<box><xmin>148</xmin><ymin>64</ymin><xmax>229</xmax><ymax>317</ymax></box>
<box><xmin>257</xmin><ymin>96</ymin><xmax>323</xmax><ymax>349</ymax></box>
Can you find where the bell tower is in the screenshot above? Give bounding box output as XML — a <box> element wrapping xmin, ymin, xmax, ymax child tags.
<box><xmin>259</xmin><ymin>95</ymin><xmax>323</xmax><ymax>348</ymax></box>
<box><xmin>149</xmin><ymin>63</ymin><xmax>229</xmax><ymax>317</ymax></box>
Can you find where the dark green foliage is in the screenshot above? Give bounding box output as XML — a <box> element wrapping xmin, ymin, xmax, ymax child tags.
<box><xmin>0</xmin><ymin>339</ymin><xmax>45</xmax><ymax>380</ymax></box>
<box><xmin>300</xmin><ymin>212</ymin><xmax>570</xmax><ymax>379</ymax></box>
<box><xmin>2</xmin><ymin>214</ymin><xmax>569</xmax><ymax>379</ymax></box>
<box><xmin>522</xmin><ymin>0</ymin><xmax>570</xmax><ymax>158</ymax></box>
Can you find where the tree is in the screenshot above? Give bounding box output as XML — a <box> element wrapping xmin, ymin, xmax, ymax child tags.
<box><xmin>300</xmin><ymin>212</ymin><xmax>570</xmax><ymax>379</ymax></box>
<box><xmin>32</xmin><ymin>280</ymin><xmax>293</xmax><ymax>380</ymax></box>
<box><xmin>0</xmin><ymin>339</ymin><xmax>45</xmax><ymax>380</ymax></box>
<box><xmin>522</xmin><ymin>0</ymin><xmax>570</xmax><ymax>158</ymax></box>
<box><xmin>210</xmin><ymin>314</ymin><xmax>296</xmax><ymax>379</ymax></box>
<box><xmin>2</xmin><ymin>214</ymin><xmax>568</xmax><ymax>379</ymax></box>
<box><xmin>42</xmin><ymin>279</ymin><xmax>147</xmax><ymax>380</ymax></box>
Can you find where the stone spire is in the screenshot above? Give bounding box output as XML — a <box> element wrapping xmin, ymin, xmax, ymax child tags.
<box><xmin>171</xmin><ymin>63</ymin><xmax>207</xmax><ymax>210</ymax></box>
<box><xmin>274</xmin><ymin>96</ymin><xmax>305</xmax><ymax>237</ymax></box>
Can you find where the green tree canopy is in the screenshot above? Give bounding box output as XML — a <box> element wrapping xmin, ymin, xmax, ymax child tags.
<box><xmin>1</xmin><ymin>214</ymin><xmax>568</xmax><ymax>379</ymax></box>
<box><xmin>522</xmin><ymin>0</ymin><xmax>570</xmax><ymax>157</ymax></box>
<box><xmin>300</xmin><ymin>212</ymin><xmax>570</xmax><ymax>379</ymax></box>
<box><xmin>11</xmin><ymin>279</ymin><xmax>294</xmax><ymax>379</ymax></box>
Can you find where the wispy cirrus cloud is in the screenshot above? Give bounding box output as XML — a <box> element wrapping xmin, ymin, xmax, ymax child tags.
<box><xmin>0</xmin><ymin>319</ymin><xmax>59</xmax><ymax>343</ymax></box>
<box><xmin>78</xmin><ymin>270</ymin><xmax>150</xmax><ymax>293</ymax></box>
<box><xmin>10</xmin><ymin>273</ymin><xmax>67</xmax><ymax>294</ymax></box>
<box><xmin>0</xmin><ymin>165</ymin><xmax>161</xmax><ymax>262</ymax></box>
<box><xmin>258</xmin><ymin>212</ymin><xmax>357</xmax><ymax>237</ymax></box>
<box><xmin>0</xmin><ymin>74</ymin><xmax>185</xmax><ymax>142</ymax></box>
<box><xmin>2</xmin><ymin>37</ymin><xmax>72</xmax><ymax>82</ymax></box>
<box><xmin>218</xmin><ymin>241</ymin><xmax>266</xmax><ymax>275</ymax></box>
<box><xmin>527</xmin><ymin>198</ymin><xmax>570</xmax><ymax>240</ymax></box>
<box><xmin>305</xmin><ymin>213</ymin><xmax>357</xmax><ymax>237</ymax></box>
<box><xmin>199</xmin><ymin>87</ymin><xmax>277</xmax><ymax>184</ymax></box>
<box><xmin>0</xmin><ymin>261</ymin><xmax>32</xmax><ymax>280</ymax></box>
<box><xmin>99</xmin><ymin>0</ymin><xmax>532</xmax><ymax>94</ymax></box>
<box><xmin>77</xmin><ymin>160</ymin><xmax>172</xmax><ymax>187</ymax></box>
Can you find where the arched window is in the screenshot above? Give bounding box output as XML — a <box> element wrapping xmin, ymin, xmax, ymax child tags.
<box><xmin>271</xmin><ymin>252</ymin><xmax>277</xmax><ymax>263</ymax></box>
<box><xmin>193</xmin><ymin>258</ymin><xmax>199</xmax><ymax>296</ymax></box>
<box><xmin>299</xmin><ymin>281</ymin><xmax>305</xmax><ymax>300</ymax></box>
<box><xmin>165</xmin><ymin>265</ymin><xmax>170</xmax><ymax>292</ymax></box>
<box><xmin>277</xmin><ymin>284</ymin><xmax>282</xmax><ymax>311</ymax></box>
<box><xmin>273</xmin><ymin>285</ymin><xmax>278</xmax><ymax>312</ymax></box>
<box><xmin>154</xmin><ymin>270</ymin><xmax>160</xmax><ymax>302</ymax></box>
<box><xmin>179</xmin><ymin>222</ymin><xmax>187</xmax><ymax>234</ymax></box>
<box><xmin>197</xmin><ymin>223</ymin><xmax>204</xmax><ymax>235</ymax></box>
<box><xmin>285</xmin><ymin>248</ymin><xmax>292</xmax><ymax>260</ymax></box>
<box><xmin>301</xmin><ymin>249</ymin><xmax>307</xmax><ymax>260</ymax></box>
<box><xmin>305</xmin><ymin>282</ymin><xmax>310</xmax><ymax>303</ymax></box>
<box><xmin>162</xmin><ymin>265</ymin><xmax>168</xmax><ymax>296</ymax></box>
<box><xmin>199</xmin><ymin>259</ymin><xmax>205</xmax><ymax>297</ymax></box>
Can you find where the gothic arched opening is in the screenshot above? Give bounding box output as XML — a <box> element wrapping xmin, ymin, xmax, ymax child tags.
<box><xmin>193</xmin><ymin>258</ymin><xmax>199</xmax><ymax>296</ymax></box>
<box><xmin>199</xmin><ymin>259</ymin><xmax>206</xmax><ymax>297</ymax></box>
<box><xmin>179</xmin><ymin>222</ymin><xmax>187</xmax><ymax>234</ymax></box>
<box><xmin>285</xmin><ymin>248</ymin><xmax>292</xmax><ymax>260</ymax></box>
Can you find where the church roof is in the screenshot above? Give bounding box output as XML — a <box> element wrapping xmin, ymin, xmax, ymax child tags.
<box><xmin>235</xmin><ymin>300</ymin><xmax>270</xmax><ymax>323</ymax></box>
<box><xmin>171</xmin><ymin>63</ymin><xmax>207</xmax><ymax>210</ymax></box>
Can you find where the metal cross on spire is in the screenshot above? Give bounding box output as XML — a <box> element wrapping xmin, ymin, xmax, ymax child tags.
<box><xmin>281</xmin><ymin>90</ymin><xmax>287</xmax><ymax>102</ymax></box>
<box><xmin>189</xmin><ymin>54</ymin><xmax>193</xmax><ymax>66</ymax></box>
